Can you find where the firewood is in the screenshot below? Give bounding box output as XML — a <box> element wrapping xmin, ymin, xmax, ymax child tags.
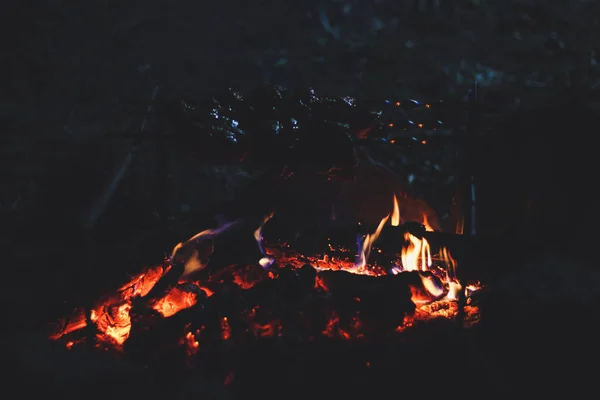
<box><xmin>315</xmin><ymin>270</ymin><xmax>432</xmax><ymax>330</ymax></box>
<box><xmin>125</xmin><ymin>304</ymin><xmax>202</xmax><ymax>362</ymax></box>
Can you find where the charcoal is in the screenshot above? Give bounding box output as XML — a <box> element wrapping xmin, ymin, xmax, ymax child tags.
<box><xmin>242</xmin><ymin>264</ymin><xmax>316</xmax><ymax>306</ymax></box>
<box><xmin>317</xmin><ymin>270</ymin><xmax>414</xmax><ymax>297</ymax></box>
<box><xmin>202</xmin><ymin>283</ymin><xmax>248</xmax><ymax>321</ymax></box>
<box><xmin>286</xmin><ymin>263</ymin><xmax>318</xmax><ymax>292</ymax></box>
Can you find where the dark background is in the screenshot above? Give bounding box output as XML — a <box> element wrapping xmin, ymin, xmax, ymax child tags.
<box><xmin>2</xmin><ymin>1</ymin><xmax>600</xmax><ymax>398</ymax></box>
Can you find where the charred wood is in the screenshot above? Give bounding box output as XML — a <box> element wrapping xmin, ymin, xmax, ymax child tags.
<box><xmin>124</xmin><ymin>303</ymin><xmax>202</xmax><ymax>363</ymax></box>
<box><xmin>140</xmin><ymin>262</ymin><xmax>185</xmax><ymax>306</ymax></box>
<box><xmin>316</xmin><ymin>270</ymin><xmax>423</xmax><ymax>330</ymax></box>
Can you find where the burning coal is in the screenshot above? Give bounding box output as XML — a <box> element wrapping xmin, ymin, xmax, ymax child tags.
<box><xmin>50</xmin><ymin>194</ymin><xmax>482</xmax><ymax>357</ymax></box>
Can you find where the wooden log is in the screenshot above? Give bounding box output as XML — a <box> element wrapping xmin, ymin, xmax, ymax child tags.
<box><xmin>266</xmin><ymin>221</ymin><xmax>483</xmax><ymax>283</ymax></box>
<box><xmin>240</xmin><ymin>264</ymin><xmax>316</xmax><ymax>307</ymax></box>
<box><xmin>315</xmin><ymin>270</ymin><xmax>439</xmax><ymax>330</ymax></box>
<box><xmin>124</xmin><ymin>303</ymin><xmax>203</xmax><ymax>364</ymax></box>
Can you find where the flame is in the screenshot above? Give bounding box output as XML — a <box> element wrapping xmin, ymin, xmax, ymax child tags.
<box><xmin>254</xmin><ymin>212</ymin><xmax>275</xmax><ymax>268</ymax></box>
<box><xmin>254</xmin><ymin>212</ymin><xmax>274</xmax><ymax>254</ymax></box>
<box><xmin>355</xmin><ymin>214</ymin><xmax>389</xmax><ymax>270</ymax></box>
<box><xmin>171</xmin><ymin>219</ymin><xmax>242</xmax><ymax>278</ymax></box>
<box><xmin>440</xmin><ymin>247</ymin><xmax>462</xmax><ymax>301</ymax></box>
<box><xmin>400</xmin><ymin>232</ymin><xmax>431</xmax><ymax>272</ymax></box>
<box><xmin>221</xmin><ymin>317</ymin><xmax>231</xmax><ymax>340</ymax></box>
<box><xmin>456</xmin><ymin>215</ymin><xmax>465</xmax><ymax>235</ymax></box>
<box><xmin>391</xmin><ymin>194</ymin><xmax>400</xmax><ymax>226</ymax></box>
<box><xmin>422</xmin><ymin>213</ymin><xmax>434</xmax><ymax>232</ymax></box>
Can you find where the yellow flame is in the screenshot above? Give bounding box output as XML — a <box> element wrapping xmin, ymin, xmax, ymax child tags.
<box><xmin>440</xmin><ymin>247</ymin><xmax>462</xmax><ymax>300</ymax></box>
<box><xmin>391</xmin><ymin>194</ymin><xmax>401</xmax><ymax>226</ymax></box>
<box><xmin>456</xmin><ymin>215</ymin><xmax>464</xmax><ymax>235</ymax></box>
<box><xmin>171</xmin><ymin>219</ymin><xmax>241</xmax><ymax>278</ymax></box>
<box><xmin>400</xmin><ymin>232</ymin><xmax>431</xmax><ymax>272</ymax></box>
<box><xmin>356</xmin><ymin>214</ymin><xmax>390</xmax><ymax>269</ymax></box>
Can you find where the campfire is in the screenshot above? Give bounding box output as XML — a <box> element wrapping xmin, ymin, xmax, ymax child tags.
<box><xmin>50</xmin><ymin>194</ymin><xmax>483</xmax><ymax>360</ymax></box>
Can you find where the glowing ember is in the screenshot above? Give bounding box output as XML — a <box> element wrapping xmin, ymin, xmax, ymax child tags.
<box><xmin>93</xmin><ymin>302</ymin><xmax>132</xmax><ymax>345</ymax></box>
<box><xmin>153</xmin><ymin>287</ymin><xmax>198</xmax><ymax>318</ymax></box>
<box><xmin>221</xmin><ymin>317</ymin><xmax>231</xmax><ymax>341</ymax></box>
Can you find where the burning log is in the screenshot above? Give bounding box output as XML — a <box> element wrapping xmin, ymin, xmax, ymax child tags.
<box><xmin>316</xmin><ymin>270</ymin><xmax>438</xmax><ymax>299</ymax></box>
<box><xmin>205</xmin><ymin>265</ymin><xmax>318</xmax><ymax>341</ymax></box>
<box><xmin>315</xmin><ymin>270</ymin><xmax>441</xmax><ymax>330</ymax></box>
<box><xmin>137</xmin><ymin>262</ymin><xmax>183</xmax><ymax>306</ymax></box>
<box><xmin>242</xmin><ymin>264</ymin><xmax>316</xmax><ymax>302</ymax></box>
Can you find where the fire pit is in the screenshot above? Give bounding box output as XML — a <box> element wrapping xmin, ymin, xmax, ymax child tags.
<box><xmin>50</xmin><ymin>194</ymin><xmax>482</xmax><ymax>346</ymax></box>
<box><xmin>41</xmin><ymin>85</ymin><xmax>495</xmax><ymax>399</ymax></box>
<box><xmin>48</xmin><ymin>199</ymin><xmax>485</xmax><ymax>398</ymax></box>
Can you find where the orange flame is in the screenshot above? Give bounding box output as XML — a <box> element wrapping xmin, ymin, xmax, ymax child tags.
<box><xmin>455</xmin><ymin>215</ymin><xmax>465</xmax><ymax>235</ymax></box>
<box><xmin>391</xmin><ymin>194</ymin><xmax>401</xmax><ymax>226</ymax></box>
<box><xmin>440</xmin><ymin>247</ymin><xmax>462</xmax><ymax>300</ymax></box>
<box><xmin>400</xmin><ymin>232</ymin><xmax>431</xmax><ymax>272</ymax></box>
<box><xmin>422</xmin><ymin>213</ymin><xmax>434</xmax><ymax>232</ymax></box>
